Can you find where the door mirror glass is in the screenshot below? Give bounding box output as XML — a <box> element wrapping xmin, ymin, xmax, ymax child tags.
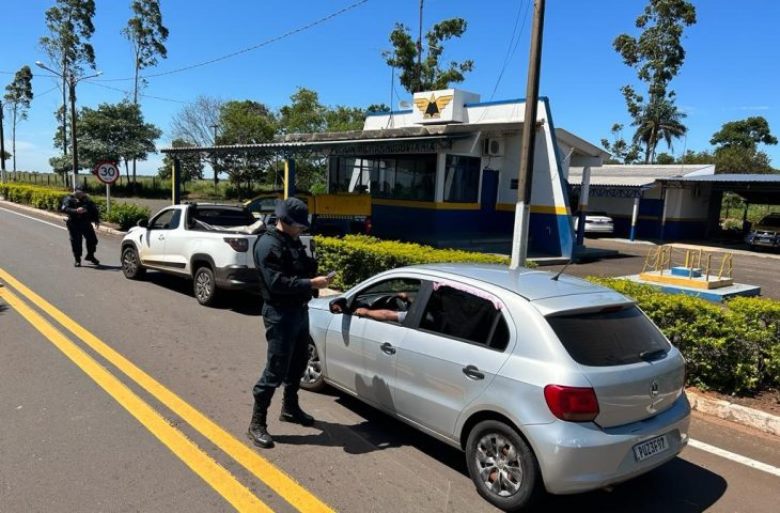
<box><xmin>329</xmin><ymin>297</ymin><xmax>348</xmax><ymax>314</ymax></box>
<box><xmin>137</xmin><ymin>218</ymin><xmax>148</xmax><ymax>228</ymax></box>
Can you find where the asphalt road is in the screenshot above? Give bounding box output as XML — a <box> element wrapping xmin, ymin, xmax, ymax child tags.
<box><xmin>1</xmin><ymin>203</ymin><xmax>779</xmax><ymax>513</ymax></box>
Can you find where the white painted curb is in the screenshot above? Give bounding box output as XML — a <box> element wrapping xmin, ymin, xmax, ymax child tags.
<box><xmin>687</xmin><ymin>389</ymin><xmax>780</xmax><ymax>437</ymax></box>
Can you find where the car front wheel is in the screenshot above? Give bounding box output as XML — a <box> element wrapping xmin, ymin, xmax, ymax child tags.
<box><xmin>121</xmin><ymin>246</ymin><xmax>146</xmax><ymax>280</ymax></box>
<box><xmin>300</xmin><ymin>338</ymin><xmax>325</xmax><ymax>392</ymax></box>
<box><xmin>193</xmin><ymin>266</ymin><xmax>218</xmax><ymax>306</ymax></box>
<box><xmin>465</xmin><ymin>420</ymin><xmax>541</xmax><ymax>512</ymax></box>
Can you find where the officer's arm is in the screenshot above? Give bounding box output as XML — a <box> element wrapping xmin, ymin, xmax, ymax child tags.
<box><xmin>256</xmin><ymin>240</ymin><xmax>312</xmax><ymax>295</ymax></box>
<box><xmin>61</xmin><ymin>198</ymin><xmax>78</xmax><ymax>215</ymax></box>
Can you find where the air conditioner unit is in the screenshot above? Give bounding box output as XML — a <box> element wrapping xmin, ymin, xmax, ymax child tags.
<box><xmin>482</xmin><ymin>138</ymin><xmax>503</xmax><ymax>157</ymax></box>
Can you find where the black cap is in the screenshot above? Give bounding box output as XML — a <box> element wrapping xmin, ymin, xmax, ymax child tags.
<box><xmin>74</xmin><ymin>184</ymin><xmax>86</xmax><ymax>192</ymax></box>
<box><xmin>275</xmin><ymin>197</ymin><xmax>310</xmax><ymax>228</ymax></box>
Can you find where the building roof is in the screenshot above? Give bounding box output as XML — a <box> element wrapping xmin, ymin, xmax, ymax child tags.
<box><xmin>555</xmin><ymin>129</ymin><xmax>611</xmax><ymax>160</ymax></box>
<box><xmin>567</xmin><ymin>164</ymin><xmax>716</xmax><ymax>188</ymax></box>
<box><xmin>657</xmin><ymin>173</ymin><xmax>780</xmax><ymax>184</ymax></box>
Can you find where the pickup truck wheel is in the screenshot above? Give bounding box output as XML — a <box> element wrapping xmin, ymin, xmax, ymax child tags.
<box><xmin>121</xmin><ymin>246</ymin><xmax>146</xmax><ymax>280</ymax></box>
<box><xmin>193</xmin><ymin>266</ymin><xmax>218</xmax><ymax>306</ymax></box>
<box><xmin>300</xmin><ymin>338</ymin><xmax>325</xmax><ymax>392</ymax></box>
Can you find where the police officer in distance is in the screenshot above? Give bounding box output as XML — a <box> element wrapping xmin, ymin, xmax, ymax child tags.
<box><xmin>248</xmin><ymin>197</ymin><xmax>332</xmax><ymax>449</ymax></box>
<box><xmin>61</xmin><ymin>185</ymin><xmax>101</xmax><ymax>267</ymax></box>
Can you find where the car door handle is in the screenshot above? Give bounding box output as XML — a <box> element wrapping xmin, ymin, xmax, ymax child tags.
<box><xmin>380</xmin><ymin>342</ymin><xmax>396</xmax><ymax>355</ymax></box>
<box><xmin>462</xmin><ymin>365</ymin><xmax>485</xmax><ymax>380</ymax></box>
<box><xmin>158</xmin><ymin>234</ymin><xmax>165</xmax><ymax>240</ymax></box>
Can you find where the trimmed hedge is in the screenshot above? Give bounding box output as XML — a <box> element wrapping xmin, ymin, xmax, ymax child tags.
<box><xmin>314</xmin><ymin>235</ymin><xmax>522</xmax><ymax>290</ymax></box>
<box><xmin>0</xmin><ymin>183</ymin><xmax>150</xmax><ymax>231</ymax></box>
<box><xmin>589</xmin><ymin>278</ymin><xmax>780</xmax><ymax>395</ymax></box>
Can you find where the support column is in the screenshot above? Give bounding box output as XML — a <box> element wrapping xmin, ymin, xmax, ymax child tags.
<box><xmin>630</xmin><ymin>195</ymin><xmax>641</xmax><ymax>241</ymax></box>
<box><xmin>283</xmin><ymin>158</ymin><xmax>296</xmax><ymax>199</ymax></box>
<box><xmin>172</xmin><ymin>157</ymin><xmax>182</xmax><ymax>205</ymax></box>
<box><xmin>575</xmin><ymin>165</ymin><xmax>591</xmax><ymax>246</ymax></box>
<box><xmin>660</xmin><ymin>188</ymin><xmax>669</xmax><ymax>242</ymax></box>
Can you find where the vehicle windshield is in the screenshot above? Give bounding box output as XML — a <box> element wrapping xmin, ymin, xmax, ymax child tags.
<box><xmin>546</xmin><ymin>306</ymin><xmax>670</xmax><ymax>366</ymax></box>
<box><xmin>758</xmin><ymin>215</ymin><xmax>780</xmax><ymax>228</ymax></box>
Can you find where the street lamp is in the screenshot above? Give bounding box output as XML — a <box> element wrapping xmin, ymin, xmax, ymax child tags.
<box><xmin>35</xmin><ymin>61</ymin><xmax>102</xmax><ymax>192</ymax></box>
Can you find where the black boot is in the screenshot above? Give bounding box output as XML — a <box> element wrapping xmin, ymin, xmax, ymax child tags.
<box><xmin>247</xmin><ymin>398</ymin><xmax>274</xmax><ymax>448</ymax></box>
<box><xmin>280</xmin><ymin>388</ymin><xmax>315</xmax><ymax>427</ymax></box>
<box><xmin>85</xmin><ymin>254</ymin><xmax>100</xmax><ymax>265</ymax></box>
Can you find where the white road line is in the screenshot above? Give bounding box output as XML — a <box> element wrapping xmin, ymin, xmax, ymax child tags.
<box><xmin>0</xmin><ymin>206</ymin><xmax>67</xmax><ymax>231</ymax></box>
<box><xmin>689</xmin><ymin>438</ymin><xmax>780</xmax><ymax>478</ymax></box>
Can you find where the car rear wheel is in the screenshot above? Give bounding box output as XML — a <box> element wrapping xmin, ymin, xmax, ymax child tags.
<box><xmin>465</xmin><ymin>420</ymin><xmax>541</xmax><ymax>512</ymax></box>
<box><xmin>121</xmin><ymin>246</ymin><xmax>146</xmax><ymax>280</ymax></box>
<box><xmin>193</xmin><ymin>266</ymin><xmax>218</xmax><ymax>306</ymax></box>
<box><xmin>300</xmin><ymin>338</ymin><xmax>325</xmax><ymax>392</ymax></box>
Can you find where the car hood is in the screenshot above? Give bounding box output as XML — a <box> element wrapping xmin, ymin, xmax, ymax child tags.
<box><xmin>753</xmin><ymin>224</ymin><xmax>780</xmax><ymax>234</ymax></box>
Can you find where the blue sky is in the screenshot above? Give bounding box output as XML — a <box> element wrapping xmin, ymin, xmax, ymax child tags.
<box><xmin>1</xmin><ymin>0</ymin><xmax>778</xmax><ymax>175</ymax></box>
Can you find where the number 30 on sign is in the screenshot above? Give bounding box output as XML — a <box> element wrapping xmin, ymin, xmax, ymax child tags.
<box><xmin>93</xmin><ymin>161</ymin><xmax>120</xmax><ymax>185</ymax></box>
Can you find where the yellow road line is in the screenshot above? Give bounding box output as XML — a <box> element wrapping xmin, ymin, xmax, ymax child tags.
<box><xmin>0</xmin><ymin>286</ymin><xmax>272</xmax><ymax>513</ymax></box>
<box><xmin>0</xmin><ymin>268</ymin><xmax>334</xmax><ymax>513</ymax></box>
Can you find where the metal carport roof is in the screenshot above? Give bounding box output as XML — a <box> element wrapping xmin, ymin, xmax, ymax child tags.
<box><xmin>658</xmin><ymin>173</ymin><xmax>780</xmax><ymax>205</ymax></box>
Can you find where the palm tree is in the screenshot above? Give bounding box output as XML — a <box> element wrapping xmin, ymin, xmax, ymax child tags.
<box><xmin>632</xmin><ymin>98</ymin><xmax>687</xmax><ymax>164</ymax></box>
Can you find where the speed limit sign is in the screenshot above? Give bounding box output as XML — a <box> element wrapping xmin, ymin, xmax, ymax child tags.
<box><xmin>93</xmin><ymin>160</ymin><xmax>120</xmax><ymax>185</ymax></box>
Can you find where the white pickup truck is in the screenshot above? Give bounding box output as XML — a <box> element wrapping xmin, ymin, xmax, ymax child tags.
<box><xmin>120</xmin><ymin>203</ymin><xmax>311</xmax><ymax>306</ymax></box>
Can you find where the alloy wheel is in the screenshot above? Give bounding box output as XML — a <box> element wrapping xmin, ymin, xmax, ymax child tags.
<box><xmin>474</xmin><ymin>432</ymin><xmax>523</xmax><ymax>497</ymax></box>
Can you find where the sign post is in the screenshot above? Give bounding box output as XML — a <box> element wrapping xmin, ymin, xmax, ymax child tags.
<box><xmin>93</xmin><ymin>160</ymin><xmax>120</xmax><ymax>215</ymax></box>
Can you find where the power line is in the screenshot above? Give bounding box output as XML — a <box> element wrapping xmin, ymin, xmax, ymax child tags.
<box><xmin>95</xmin><ymin>0</ymin><xmax>369</xmax><ymax>83</ymax></box>
<box><xmin>84</xmin><ymin>80</ymin><xmax>188</xmax><ymax>104</ymax></box>
<box><xmin>488</xmin><ymin>0</ymin><xmax>533</xmax><ymax>101</ymax></box>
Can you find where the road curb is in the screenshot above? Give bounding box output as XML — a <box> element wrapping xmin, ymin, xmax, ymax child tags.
<box><xmin>0</xmin><ymin>199</ymin><xmax>127</xmax><ymax>236</ymax></box>
<box><xmin>687</xmin><ymin>389</ymin><xmax>780</xmax><ymax>436</ymax></box>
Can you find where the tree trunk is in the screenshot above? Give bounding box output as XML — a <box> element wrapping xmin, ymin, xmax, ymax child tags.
<box><xmin>12</xmin><ymin>109</ymin><xmax>17</xmax><ymax>172</ymax></box>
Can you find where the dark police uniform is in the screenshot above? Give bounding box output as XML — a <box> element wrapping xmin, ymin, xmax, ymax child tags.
<box><xmin>61</xmin><ymin>190</ymin><xmax>100</xmax><ymax>266</ymax></box>
<box><xmin>248</xmin><ymin>197</ymin><xmax>318</xmax><ymax>448</ymax></box>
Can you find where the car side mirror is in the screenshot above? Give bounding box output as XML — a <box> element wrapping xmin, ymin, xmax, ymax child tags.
<box><xmin>137</xmin><ymin>218</ymin><xmax>148</xmax><ymax>228</ymax></box>
<box><xmin>329</xmin><ymin>297</ymin><xmax>348</xmax><ymax>314</ymax></box>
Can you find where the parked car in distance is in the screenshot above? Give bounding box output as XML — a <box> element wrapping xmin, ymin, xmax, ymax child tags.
<box><xmin>745</xmin><ymin>213</ymin><xmax>780</xmax><ymax>251</ymax></box>
<box><xmin>120</xmin><ymin>203</ymin><xmax>312</xmax><ymax>306</ymax></box>
<box><xmin>302</xmin><ymin>264</ymin><xmax>690</xmax><ymax>512</ymax></box>
<box><xmin>573</xmin><ymin>211</ymin><xmax>614</xmax><ymax>235</ymax></box>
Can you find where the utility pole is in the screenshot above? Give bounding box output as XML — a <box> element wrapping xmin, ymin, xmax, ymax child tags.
<box><xmin>417</xmin><ymin>0</ymin><xmax>424</xmax><ymax>92</ymax></box>
<box><xmin>510</xmin><ymin>0</ymin><xmax>546</xmax><ymax>269</ymax></box>
<box><xmin>0</xmin><ymin>104</ymin><xmax>6</xmax><ymax>183</ymax></box>
<box><xmin>69</xmin><ymin>75</ymin><xmax>79</xmax><ymax>189</ymax></box>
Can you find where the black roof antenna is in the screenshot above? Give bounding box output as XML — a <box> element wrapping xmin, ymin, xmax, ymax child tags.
<box><xmin>551</xmin><ymin>258</ymin><xmax>574</xmax><ymax>281</ymax></box>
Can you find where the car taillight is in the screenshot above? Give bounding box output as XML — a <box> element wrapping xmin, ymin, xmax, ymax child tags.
<box><xmin>363</xmin><ymin>216</ymin><xmax>372</xmax><ymax>234</ymax></box>
<box><xmin>544</xmin><ymin>385</ymin><xmax>599</xmax><ymax>422</ymax></box>
<box><xmin>223</xmin><ymin>237</ymin><xmax>248</xmax><ymax>252</ymax></box>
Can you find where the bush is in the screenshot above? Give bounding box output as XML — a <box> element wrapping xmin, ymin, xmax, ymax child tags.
<box><xmin>588</xmin><ymin>277</ymin><xmax>780</xmax><ymax>395</ymax></box>
<box><xmin>314</xmin><ymin>234</ymin><xmax>521</xmax><ymax>290</ymax></box>
<box><xmin>0</xmin><ymin>183</ymin><xmax>149</xmax><ymax>231</ymax></box>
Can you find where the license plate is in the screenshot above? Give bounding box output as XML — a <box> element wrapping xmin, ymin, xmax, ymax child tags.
<box><xmin>633</xmin><ymin>435</ymin><xmax>669</xmax><ymax>462</ymax></box>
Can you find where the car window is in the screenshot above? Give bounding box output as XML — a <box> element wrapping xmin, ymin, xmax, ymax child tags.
<box><xmin>248</xmin><ymin>197</ymin><xmax>278</xmax><ymax>214</ymax></box>
<box><xmin>352</xmin><ymin>278</ymin><xmax>421</xmax><ymax>323</ymax></box>
<box><xmin>546</xmin><ymin>306</ymin><xmax>670</xmax><ymax>366</ymax></box>
<box><xmin>149</xmin><ymin>209</ymin><xmax>180</xmax><ymax>230</ymax></box>
<box><xmin>419</xmin><ymin>285</ymin><xmax>509</xmax><ymax>350</ymax></box>
<box><xmin>759</xmin><ymin>215</ymin><xmax>780</xmax><ymax>227</ymax></box>
<box><xmin>192</xmin><ymin>208</ymin><xmax>255</xmax><ymax>227</ymax></box>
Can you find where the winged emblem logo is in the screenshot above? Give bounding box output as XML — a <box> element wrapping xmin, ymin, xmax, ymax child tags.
<box><xmin>414</xmin><ymin>93</ymin><xmax>454</xmax><ymax>119</ymax></box>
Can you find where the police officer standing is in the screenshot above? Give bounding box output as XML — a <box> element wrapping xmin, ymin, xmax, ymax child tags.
<box><xmin>61</xmin><ymin>185</ymin><xmax>101</xmax><ymax>267</ymax></box>
<box><xmin>248</xmin><ymin>197</ymin><xmax>331</xmax><ymax>449</ymax></box>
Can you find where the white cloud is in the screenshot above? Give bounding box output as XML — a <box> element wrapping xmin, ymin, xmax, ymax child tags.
<box><xmin>737</xmin><ymin>105</ymin><xmax>770</xmax><ymax>111</ymax></box>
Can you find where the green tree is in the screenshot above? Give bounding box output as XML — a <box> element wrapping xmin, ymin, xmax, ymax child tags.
<box><xmin>385</xmin><ymin>18</ymin><xmax>474</xmax><ymax>93</ymax></box>
<box><xmin>710</xmin><ymin>117</ymin><xmax>778</xmax><ymax>150</ymax></box>
<box><xmin>680</xmin><ymin>149</ymin><xmax>714</xmax><ymax>164</ymax></box>
<box><xmin>40</xmin><ymin>0</ymin><xmax>97</xmax><ymax>156</ymax></box>
<box><xmin>325</xmin><ymin>106</ymin><xmax>365</xmax><ymax>132</ymax></box>
<box><xmin>77</xmin><ymin>101</ymin><xmax>162</xmax><ymax>178</ymax></box>
<box><xmin>217</xmin><ymin>100</ymin><xmax>277</xmax><ymax>193</ymax></box>
<box><xmin>278</xmin><ymin>88</ymin><xmax>326</xmax><ymax>134</ymax></box>
<box><xmin>710</xmin><ymin>117</ymin><xmax>777</xmax><ymax>173</ymax></box>
<box><xmin>655</xmin><ymin>152</ymin><xmax>675</xmax><ymax>165</ymax></box>
<box><xmin>612</xmin><ymin>0</ymin><xmax>696</xmax><ymax>163</ymax></box>
<box><xmin>601</xmin><ymin>123</ymin><xmax>641</xmax><ymax>164</ymax></box>
<box><xmin>631</xmin><ymin>96</ymin><xmax>687</xmax><ymax>163</ymax></box>
<box><xmin>123</xmin><ymin>0</ymin><xmax>169</xmax><ymax>190</ymax></box>
<box><xmin>158</xmin><ymin>139</ymin><xmax>204</xmax><ymax>183</ymax></box>
<box><xmin>4</xmin><ymin>66</ymin><xmax>34</xmax><ymax>173</ymax></box>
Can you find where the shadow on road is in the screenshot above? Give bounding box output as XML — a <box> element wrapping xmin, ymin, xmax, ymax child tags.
<box><xmin>144</xmin><ymin>272</ymin><xmax>262</xmax><ymax>316</ymax></box>
<box><xmin>86</xmin><ymin>264</ymin><xmax>122</xmax><ymax>272</ymax></box>
<box><xmin>304</xmin><ymin>391</ymin><xmax>726</xmax><ymax>512</ymax></box>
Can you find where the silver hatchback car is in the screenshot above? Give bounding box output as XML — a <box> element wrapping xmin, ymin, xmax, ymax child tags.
<box><xmin>302</xmin><ymin>264</ymin><xmax>690</xmax><ymax>512</ymax></box>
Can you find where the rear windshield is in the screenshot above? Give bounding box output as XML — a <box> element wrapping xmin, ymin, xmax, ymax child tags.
<box><xmin>759</xmin><ymin>215</ymin><xmax>780</xmax><ymax>227</ymax></box>
<box><xmin>546</xmin><ymin>306</ymin><xmax>670</xmax><ymax>366</ymax></box>
<box><xmin>191</xmin><ymin>208</ymin><xmax>255</xmax><ymax>227</ymax></box>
